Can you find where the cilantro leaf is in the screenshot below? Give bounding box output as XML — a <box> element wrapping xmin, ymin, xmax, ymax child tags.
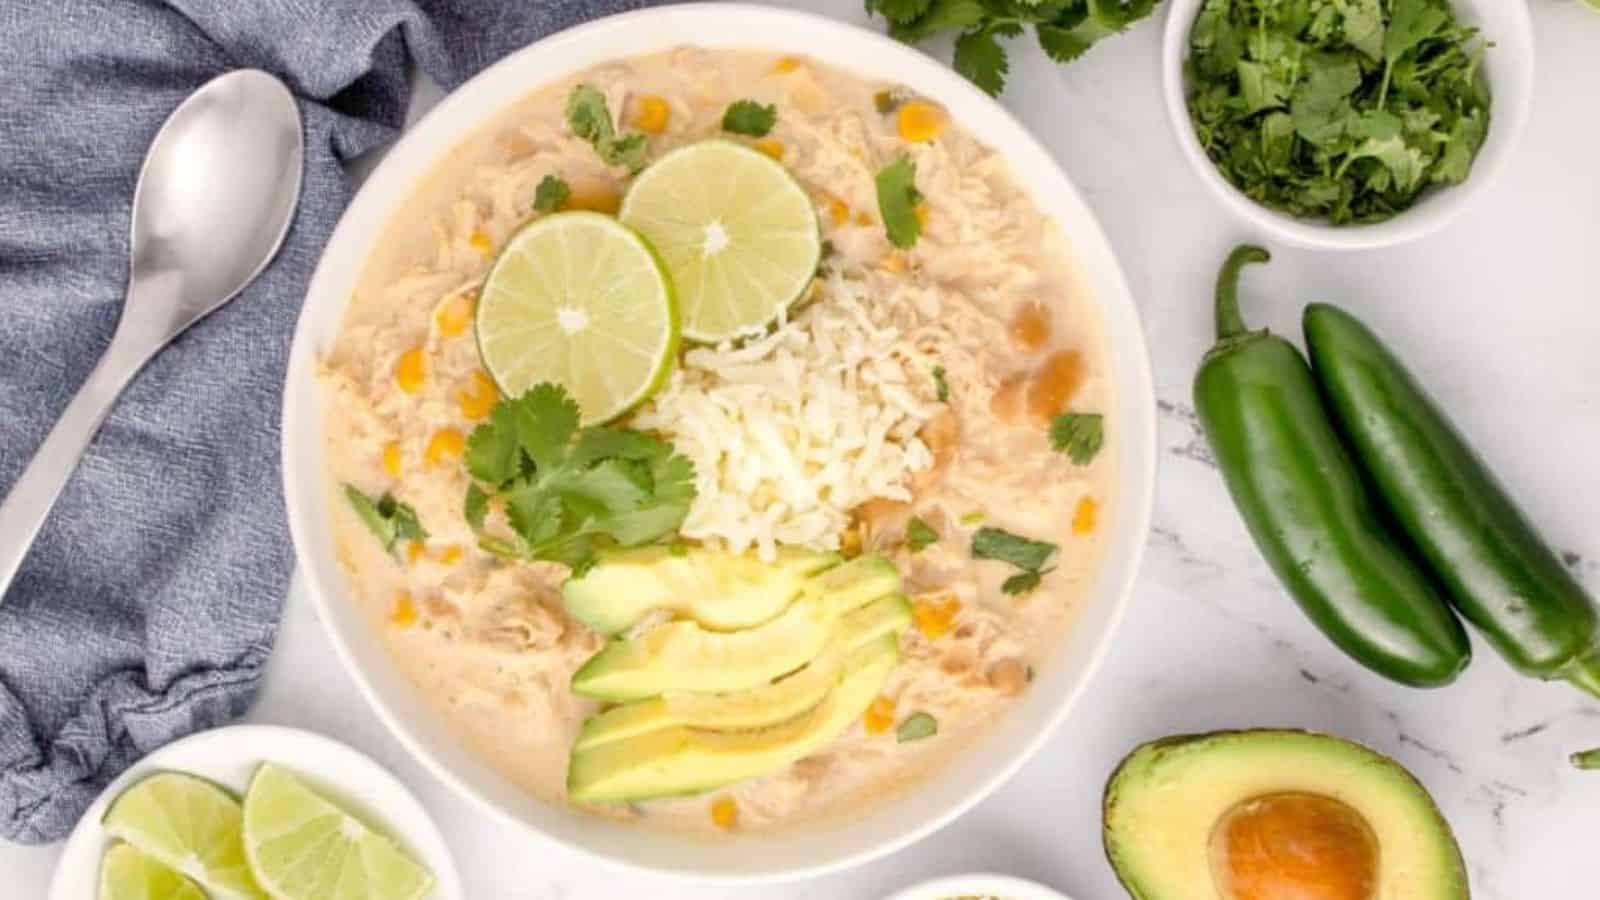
<box><xmin>887</xmin><ymin>0</ymin><xmax>986</xmax><ymax>42</ymax></box>
<box><xmin>1001</xmin><ymin>569</ymin><xmax>1044</xmax><ymax>596</ymax></box>
<box><xmin>722</xmin><ymin>100</ymin><xmax>778</xmax><ymax>137</ymax></box>
<box><xmin>565</xmin><ymin>85</ymin><xmax>649</xmax><ymax>173</ymax></box>
<box><xmin>1384</xmin><ymin>0</ymin><xmax>1448</xmax><ymax>62</ymax></box>
<box><xmin>345</xmin><ymin>485</ymin><xmax>428</xmax><ymax>553</ymax></box>
<box><xmin>875</xmin><ymin>156</ymin><xmax>922</xmax><ymax>249</ymax></box>
<box><xmin>953</xmin><ymin>25</ymin><xmax>1013</xmax><ymax>97</ymax></box>
<box><xmin>869</xmin><ymin>0</ymin><xmax>933</xmax><ymax>24</ymax></box>
<box><xmin>972</xmin><ymin>526</ymin><xmax>1058</xmax><ymax>572</ymax></box>
<box><xmin>932</xmin><ymin>365</ymin><xmax>949</xmax><ymax>403</ymax></box>
<box><xmin>459</xmin><ymin>383</ymin><xmax>697</xmax><ymax>574</ymax></box>
<box><xmin>907</xmin><ymin>515</ymin><xmax>939</xmax><ymax>552</ymax></box>
<box><xmin>1049</xmin><ymin>412</ymin><xmax>1104</xmax><ymax>465</ymax></box>
<box><xmin>896</xmin><ymin>711</ymin><xmax>938</xmax><ymax>742</ymax></box>
<box><xmin>534</xmin><ymin>175</ymin><xmax>570</xmax><ymax>213</ymax></box>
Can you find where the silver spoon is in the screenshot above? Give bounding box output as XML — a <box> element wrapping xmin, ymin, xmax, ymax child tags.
<box><xmin>0</xmin><ymin>70</ymin><xmax>303</xmax><ymax>602</ymax></box>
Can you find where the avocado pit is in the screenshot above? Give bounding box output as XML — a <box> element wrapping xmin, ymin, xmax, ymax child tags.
<box><xmin>1208</xmin><ymin>792</ymin><xmax>1379</xmax><ymax>900</ymax></box>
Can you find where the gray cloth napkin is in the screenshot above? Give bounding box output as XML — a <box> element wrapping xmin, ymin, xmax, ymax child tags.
<box><xmin>0</xmin><ymin>0</ymin><xmax>648</xmax><ymax>843</ymax></box>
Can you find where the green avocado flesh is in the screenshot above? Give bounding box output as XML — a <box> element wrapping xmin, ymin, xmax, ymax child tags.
<box><xmin>574</xmin><ymin>594</ymin><xmax>912</xmax><ymax>750</ymax></box>
<box><xmin>569</xmin><ymin>555</ymin><xmax>902</xmax><ymax>701</ymax></box>
<box><xmin>567</xmin><ymin>635</ymin><xmax>898</xmax><ymax>803</ymax></box>
<box><xmin>1103</xmin><ymin>730</ymin><xmax>1468</xmax><ymax>900</ymax></box>
<box><xmin>562</xmin><ymin>545</ymin><xmax>840</xmax><ymax>635</ymax></box>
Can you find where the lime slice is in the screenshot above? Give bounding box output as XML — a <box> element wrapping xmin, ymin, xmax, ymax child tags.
<box><xmin>476</xmin><ymin>210</ymin><xmax>677</xmax><ymax>425</ymax></box>
<box><xmin>99</xmin><ymin>843</ymin><xmax>206</xmax><ymax>900</ymax></box>
<box><xmin>101</xmin><ymin>772</ymin><xmax>265</xmax><ymax>900</ymax></box>
<box><xmin>620</xmin><ymin>139</ymin><xmax>821</xmax><ymax>343</ymax></box>
<box><xmin>242</xmin><ymin>763</ymin><xmax>433</xmax><ymax>900</ymax></box>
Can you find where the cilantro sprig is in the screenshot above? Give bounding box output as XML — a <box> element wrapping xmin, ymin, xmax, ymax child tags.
<box><xmin>345</xmin><ymin>486</ymin><xmax>427</xmax><ymax>554</ymax></box>
<box><xmin>1186</xmin><ymin>0</ymin><xmax>1490</xmax><ymax>224</ymax></box>
<box><xmin>533</xmin><ymin>175</ymin><xmax>570</xmax><ymax>213</ymax></box>
<box><xmin>566</xmin><ymin>85</ymin><xmax>649</xmax><ymax>173</ymax></box>
<box><xmin>972</xmin><ymin>526</ymin><xmax>1057</xmax><ymax>597</ymax></box>
<box><xmin>907</xmin><ymin>515</ymin><xmax>939</xmax><ymax>552</ymax></box>
<box><xmin>461</xmin><ymin>384</ymin><xmax>696</xmax><ymax>575</ymax></box>
<box><xmin>722</xmin><ymin>100</ymin><xmax>778</xmax><ymax>137</ymax></box>
<box><xmin>866</xmin><ymin>0</ymin><xmax>1161</xmax><ymax>96</ymax></box>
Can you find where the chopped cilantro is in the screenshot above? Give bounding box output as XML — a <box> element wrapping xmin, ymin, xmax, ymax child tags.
<box><xmin>1185</xmin><ymin>0</ymin><xmax>1490</xmax><ymax>224</ymax></box>
<box><xmin>565</xmin><ymin>85</ymin><xmax>649</xmax><ymax>173</ymax></box>
<box><xmin>972</xmin><ymin>527</ymin><xmax>1057</xmax><ymax>571</ymax></box>
<box><xmin>896</xmin><ymin>711</ymin><xmax>938</xmax><ymax>742</ymax></box>
<box><xmin>875</xmin><ymin>156</ymin><xmax>922</xmax><ymax>249</ymax></box>
<box><xmin>461</xmin><ymin>383</ymin><xmax>696</xmax><ymax>575</ymax></box>
<box><xmin>1049</xmin><ymin>412</ymin><xmax>1104</xmax><ymax>465</ymax></box>
<box><xmin>867</xmin><ymin>0</ymin><xmax>1158</xmax><ymax>97</ymax></box>
<box><xmin>906</xmin><ymin>515</ymin><xmax>939</xmax><ymax>553</ymax></box>
<box><xmin>932</xmin><ymin>365</ymin><xmax>949</xmax><ymax>403</ymax></box>
<box><xmin>533</xmin><ymin>175</ymin><xmax>570</xmax><ymax>213</ymax></box>
<box><xmin>345</xmin><ymin>486</ymin><xmax>427</xmax><ymax>554</ymax></box>
<box><xmin>721</xmin><ymin>100</ymin><xmax>778</xmax><ymax>137</ymax></box>
<box><xmin>1001</xmin><ymin>569</ymin><xmax>1048</xmax><ymax>597</ymax></box>
<box><xmin>1573</xmin><ymin>747</ymin><xmax>1600</xmax><ymax>771</ymax></box>
<box><xmin>873</xmin><ymin>89</ymin><xmax>905</xmax><ymax>114</ymax></box>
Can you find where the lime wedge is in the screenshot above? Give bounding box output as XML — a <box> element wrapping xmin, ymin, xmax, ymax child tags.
<box><xmin>620</xmin><ymin>139</ymin><xmax>821</xmax><ymax>343</ymax></box>
<box><xmin>476</xmin><ymin>211</ymin><xmax>677</xmax><ymax>425</ymax></box>
<box><xmin>99</xmin><ymin>843</ymin><xmax>206</xmax><ymax>900</ymax></box>
<box><xmin>241</xmin><ymin>763</ymin><xmax>433</xmax><ymax>900</ymax></box>
<box><xmin>101</xmin><ymin>772</ymin><xmax>265</xmax><ymax>900</ymax></box>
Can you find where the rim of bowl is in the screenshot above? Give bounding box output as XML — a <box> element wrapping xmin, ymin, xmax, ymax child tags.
<box><xmin>881</xmin><ymin>873</ymin><xmax>1076</xmax><ymax>900</ymax></box>
<box><xmin>1159</xmin><ymin>0</ymin><xmax>1535</xmax><ymax>251</ymax></box>
<box><xmin>281</xmin><ymin>2</ymin><xmax>1157</xmax><ymax>883</ymax></box>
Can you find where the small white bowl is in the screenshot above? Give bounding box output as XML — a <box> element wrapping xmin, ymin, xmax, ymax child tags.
<box><xmin>883</xmin><ymin>873</ymin><xmax>1076</xmax><ymax>900</ymax></box>
<box><xmin>282</xmin><ymin>2</ymin><xmax>1157</xmax><ymax>883</ymax></box>
<box><xmin>1161</xmin><ymin>0</ymin><xmax>1534</xmax><ymax>251</ymax></box>
<box><xmin>46</xmin><ymin>725</ymin><xmax>463</xmax><ymax>900</ymax></box>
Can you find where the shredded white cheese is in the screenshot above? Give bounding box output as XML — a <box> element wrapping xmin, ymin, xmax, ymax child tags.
<box><xmin>632</xmin><ymin>272</ymin><xmax>940</xmax><ymax>558</ymax></box>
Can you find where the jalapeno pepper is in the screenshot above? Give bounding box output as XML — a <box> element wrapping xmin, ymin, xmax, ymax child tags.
<box><xmin>1194</xmin><ymin>246</ymin><xmax>1471</xmax><ymax>687</ymax></box>
<box><xmin>1305</xmin><ymin>303</ymin><xmax>1600</xmax><ymax>698</ymax></box>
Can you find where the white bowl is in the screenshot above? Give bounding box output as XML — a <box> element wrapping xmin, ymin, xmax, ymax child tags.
<box><xmin>47</xmin><ymin>725</ymin><xmax>463</xmax><ymax>900</ymax></box>
<box><xmin>1161</xmin><ymin>0</ymin><xmax>1533</xmax><ymax>251</ymax></box>
<box><xmin>883</xmin><ymin>873</ymin><xmax>1077</xmax><ymax>900</ymax></box>
<box><xmin>281</xmin><ymin>2</ymin><xmax>1157</xmax><ymax>882</ymax></box>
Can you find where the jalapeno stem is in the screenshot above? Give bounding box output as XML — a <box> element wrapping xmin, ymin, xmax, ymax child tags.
<box><xmin>1564</xmin><ymin>645</ymin><xmax>1600</xmax><ymax>700</ymax></box>
<box><xmin>1215</xmin><ymin>245</ymin><xmax>1272</xmax><ymax>340</ymax></box>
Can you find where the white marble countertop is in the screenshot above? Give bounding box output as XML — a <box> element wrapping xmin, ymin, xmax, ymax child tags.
<box><xmin>8</xmin><ymin>1</ymin><xmax>1599</xmax><ymax>896</ymax></box>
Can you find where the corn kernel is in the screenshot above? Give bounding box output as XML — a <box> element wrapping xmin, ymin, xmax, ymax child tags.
<box><xmin>437</xmin><ymin>545</ymin><xmax>464</xmax><ymax>565</ymax></box>
<box><xmin>863</xmin><ymin>695</ymin><xmax>897</xmax><ymax>735</ymax></box>
<box><xmin>878</xmin><ymin>252</ymin><xmax>907</xmax><ymax>274</ymax></box>
<box><xmin>436</xmin><ymin>292</ymin><xmax>477</xmax><ymax>338</ymax></box>
<box><xmin>406</xmin><ymin>541</ymin><xmax>425</xmax><ymax>564</ymax></box>
<box><xmin>827</xmin><ymin>196</ymin><xmax>850</xmax><ymax>227</ymax></box>
<box><xmin>710</xmin><ymin>796</ymin><xmax>740</xmax><ymax>829</ymax></box>
<box><xmin>631</xmin><ymin>95</ymin><xmax>671</xmax><ymax>134</ymax></box>
<box><xmin>395</xmin><ymin>347</ymin><xmax>428</xmax><ymax>394</ymax></box>
<box><xmin>390</xmin><ymin>592</ymin><xmax>418</xmax><ymax>627</ymax></box>
<box><xmin>755</xmin><ymin>138</ymin><xmax>785</xmax><ymax>160</ymax></box>
<box><xmin>382</xmin><ymin>441</ymin><xmax>403</xmax><ymax>478</ymax></box>
<box><xmin>469</xmin><ymin>229</ymin><xmax>494</xmax><ymax>257</ymax></box>
<box><xmin>914</xmin><ymin>203</ymin><xmax>929</xmax><ymax>230</ymax></box>
<box><xmin>563</xmin><ymin>181</ymin><xmax>622</xmax><ymax>215</ymax></box>
<box><xmin>913</xmin><ymin>596</ymin><xmax>961</xmax><ymax>640</ymax></box>
<box><xmin>896</xmin><ymin>100</ymin><xmax>947</xmax><ymax>143</ymax></box>
<box><xmin>458</xmin><ymin>369</ymin><xmax>499</xmax><ymax>420</ymax></box>
<box><xmin>1010</xmin><ymin>301</ymin><xmax>1051</xmax><ymax>352</ymax></box>
<box><xmin>772</xmin><ymin>55</ymin><xmax>803</xmax><ymax>73</ymax></box>
<box><xmin>1073</xmin><ymin>496</ymin><xmax>1098</xmax><ymax>535</ymax></box>
<box><xmin>425</xmin><ymin>427</ymin><xmax>466</xmax><ymax>468</ymax></box>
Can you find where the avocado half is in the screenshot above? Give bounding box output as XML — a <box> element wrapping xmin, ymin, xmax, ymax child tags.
<box><xmin>1103</xmin><ymin>730</ymin><xmax>1468</xmax><ymax>900</ymax></box>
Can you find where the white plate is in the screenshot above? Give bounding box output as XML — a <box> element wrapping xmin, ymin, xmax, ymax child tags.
<box><xmin>47</xmin><ymin>724</ymin><xmax>462</xmax><ymax>900</ymax></box>
<box><xmin>883</xmin><ymin>873</ymin><xmax>1076</xmax><ymax>900</ymax></box>
<box><xmin>281</xmin><ymin>1</ymin><xmax>1158</xmax><ymax>883</ymax></box>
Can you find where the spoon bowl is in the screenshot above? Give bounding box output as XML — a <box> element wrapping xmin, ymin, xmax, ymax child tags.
<box><xmin>0</xmin><ymin>69</ymin><xmax>303</xmax><ymax>601</ymax></box>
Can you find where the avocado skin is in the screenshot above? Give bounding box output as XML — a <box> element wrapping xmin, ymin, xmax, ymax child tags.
<box><xmin>1101</xmin><ymin>729</ymin><xmax>1469</xmax><ymax>900</ymax></box>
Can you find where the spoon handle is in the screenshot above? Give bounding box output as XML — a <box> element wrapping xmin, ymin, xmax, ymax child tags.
<box><xmin>0</xmin><ymin>330</ymin><xmax>150</xmax><ymax>603</ymax></box>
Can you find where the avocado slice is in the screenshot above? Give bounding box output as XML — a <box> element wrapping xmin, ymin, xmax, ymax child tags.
<box><xmin>571</xmin><ymin>589</ymin><xmax>908</xmax><ymax>702</ymax></box>
<box><xmin>569</xmin><ymin>556</ymin><xmax>902</xmax><ymax>702</ymax></box>
<box><xmin>562</xmin><ymin>545</ymin><xmax>841</xmax><ymax>635</ymax></box>
<box><xmin>1103</xmin><ymin>730</ymin><xmax>1468</xmax><ymax>900</ymax></box>
<box><xmin>573</xmin><ymin>594</ymin><xmax>912</xmax><ymax>750</ymax></box>
<box><xmin>567</xmin><ymin>635</ymin><xmax>898</xmax><ymax>803</ymax></box>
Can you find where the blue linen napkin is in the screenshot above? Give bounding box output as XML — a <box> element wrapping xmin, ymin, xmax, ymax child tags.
<box><xmin>0</xmin><ymin>0</ymin><xmax>648</xmax><ymax>843</ymax></box>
